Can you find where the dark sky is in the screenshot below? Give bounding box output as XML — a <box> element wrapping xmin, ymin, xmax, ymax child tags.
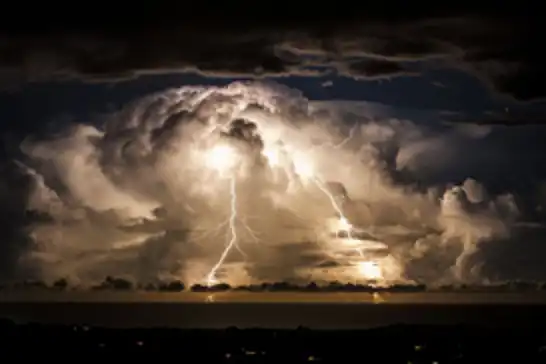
<box><xmin>2</xmin><ymin>64</ymin><xmax>545</xmax><ymax>138</ymax></box>
<box><xmin>2</xmin><ymin>12</ymin><xmax>546</xmax><ymax>134</ymax></box>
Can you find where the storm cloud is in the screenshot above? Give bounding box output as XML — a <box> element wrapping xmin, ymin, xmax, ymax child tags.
<box><xmin>1</xmin><ymin>81</ymin><xmax>541</xmax><ymax>286</ymax></box>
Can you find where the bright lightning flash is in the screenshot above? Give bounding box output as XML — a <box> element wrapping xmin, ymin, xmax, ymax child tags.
<box><xmin>285</xmin><ymin>143</ymin><xmax>386</xmax><ymax>283</ymax></box>
<box><xmin>200</xmin><ymin>123</ymin><xmax>384</xmax><ymax>285</ymax></box>
<box><xmin>205</xmin><ymin>144</ymin><xmax>238</xmax><ymax>173</ymax></box>
<box><xmin>356</xmin><ymin>261</ymin><xmax>382</xmax><ymax>280</ymax></box>
<box><xmin>293</xmin><ymin>152</ymin><xmax>315</xmax><ymax>179</ymax></box>
<box><xmin>312</xmin><ymin>177</ymin><xmax>355</xmax><ymax>239</ymax></box>
<box><xmin>206</xmin><ymin>176</ymin><xmax>240</xmax><ymax>285</ymax></box>
<box><xmin>261</xmin><ymin>138</ymin><xmax>361</xmax><ymax>250</ymax></box>
<box><xmin>200</xmin><ymin>142</ymin><xmax>262</xmax><ymax>286</ymax></box>
<box><xmin>313</xmin><ymin>177</ymin><xmax>386</xmax><ymax>282</ymax></box>
<box><xmin>263</xmin><ymin>147</ymin><xmax>280</xmax><ymax>167</ymax></box>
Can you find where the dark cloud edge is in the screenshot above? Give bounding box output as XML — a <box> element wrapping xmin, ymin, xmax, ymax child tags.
<box><xmin>1</xmin><ymin>14</ymin><xmax>545</xmax><ymax>103</ymax></box>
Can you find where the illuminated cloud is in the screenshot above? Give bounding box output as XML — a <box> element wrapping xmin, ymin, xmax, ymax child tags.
<box><xmin>4</xmin><ymin>81</ymin><xmax>523</xmax><ymax>286</ymax></box>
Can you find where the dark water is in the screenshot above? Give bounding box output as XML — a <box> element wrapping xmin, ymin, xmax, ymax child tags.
<box><xmin>2</xmin><ymin>302</ymin><xmax>546</xmax><ymax>329</ymax></box>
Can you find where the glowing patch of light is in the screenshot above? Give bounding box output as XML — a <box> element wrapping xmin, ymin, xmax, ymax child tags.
<box><xmin>337</xmin><ymin>216</ymin><xmax>352</xmax><ymax>231</ymax></box>
<box><xmin>357</xmin><ymin>261</ymin><xmax>383</xmax><ymax>280</ymax></box>
<box><xmin>293</xmin><ymin>152</ymin><xmax>315</xmax><ymax>179</ymax></box>
<box><xmin>372</xmin><ymin>292</ymin><xmax>385</xmax><ymax>303</ymax></box>
<box><xmin>263</xmin><ymin>147</ymin><xmax>280</xmax><ymax>167</ymax></box>
<box><xmin>205</xmin><ymin>144</ymin><xmax>238</xmax><ymax>173</ymax></box>
<box><xmin>313</xmin><ymin>178</ymin><xmax>354</xmax><ymax>239</ymax></box>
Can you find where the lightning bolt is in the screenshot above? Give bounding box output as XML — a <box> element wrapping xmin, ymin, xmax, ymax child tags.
<box><xmin>309</xmin><ymin>124</ymin><xmax>370</xmax><ymax>258</ymax></box>
<box><xmin>205</xmin><ymin>176</ymin><xmax>260</xmax><ymax>286</ymax></box>
<box><xmin>263</xmin><ymin>128</ymin><xmax>363</xmax><ymax>254</ymax></box>
<box><xmin>205</xmin><ymin>176</ymin><xmax>238</xmax><ymax>285</ymax></box>
<box><xmin>312</xmin><ymin>177</ymin><xmax>356</xmax><ymax>244</ymax></box>
<box><xmin>310</xmin><ymin>123</ymin><xmax>358</xmax><ymax>152</ymax></box>
<box><xmin>199</xmin><ymin>121</ymin><xmax>365</xmax><ymax>286</ymax></box>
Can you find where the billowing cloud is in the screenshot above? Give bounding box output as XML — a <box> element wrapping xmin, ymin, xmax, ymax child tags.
<box><xmin>0</xmin><ymin>81</ymin><xmax>534</xmax><ymax>287</ymax></box>
<box><xmin>1</xmin><ymin>15</ymin><xmax>544</xmax><ymax>101</ymax></box>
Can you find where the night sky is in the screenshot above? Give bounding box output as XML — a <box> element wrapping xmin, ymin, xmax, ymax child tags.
<box><xmin>1</xmin><ymin>64</ymin><xmax>543</xmax><ymax>137</ymax></box>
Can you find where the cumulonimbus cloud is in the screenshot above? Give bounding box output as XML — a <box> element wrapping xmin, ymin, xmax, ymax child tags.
<box><xmin>0</xmin><ymin>81</ymin><xmax>524</xmax><ymax>287</ymax></box>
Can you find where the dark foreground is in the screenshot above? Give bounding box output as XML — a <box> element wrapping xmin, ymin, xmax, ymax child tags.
<box><xmin>3</xmin><ymin>301</ymin><xmax>546</xmax><ymax>328</ymax></box>
<box><xmin>1</xmin><ymin>320</ymin><xmax>546</xmax><ymax>362</ymax></box>
<box><xmin>3</xmin><ymin>298</ymin><xmax>546</xmax><ymax>361</ymax></box>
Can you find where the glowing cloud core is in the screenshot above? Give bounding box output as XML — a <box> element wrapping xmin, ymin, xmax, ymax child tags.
<box><xmin>15</xmin><ymin>81</ymin><xmax>518</xmax><ymax>287</ymax></box>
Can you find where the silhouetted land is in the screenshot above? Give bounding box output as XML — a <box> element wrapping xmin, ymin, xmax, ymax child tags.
<box><xmin>3</xmin><ymin>276</ymin><xmax>546</xmax><ymax>293</ymax></box>
<box><xmin>1</xmin><ymin>319</ymin><xmax>546</xmax><ymax>362</ymax></box>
